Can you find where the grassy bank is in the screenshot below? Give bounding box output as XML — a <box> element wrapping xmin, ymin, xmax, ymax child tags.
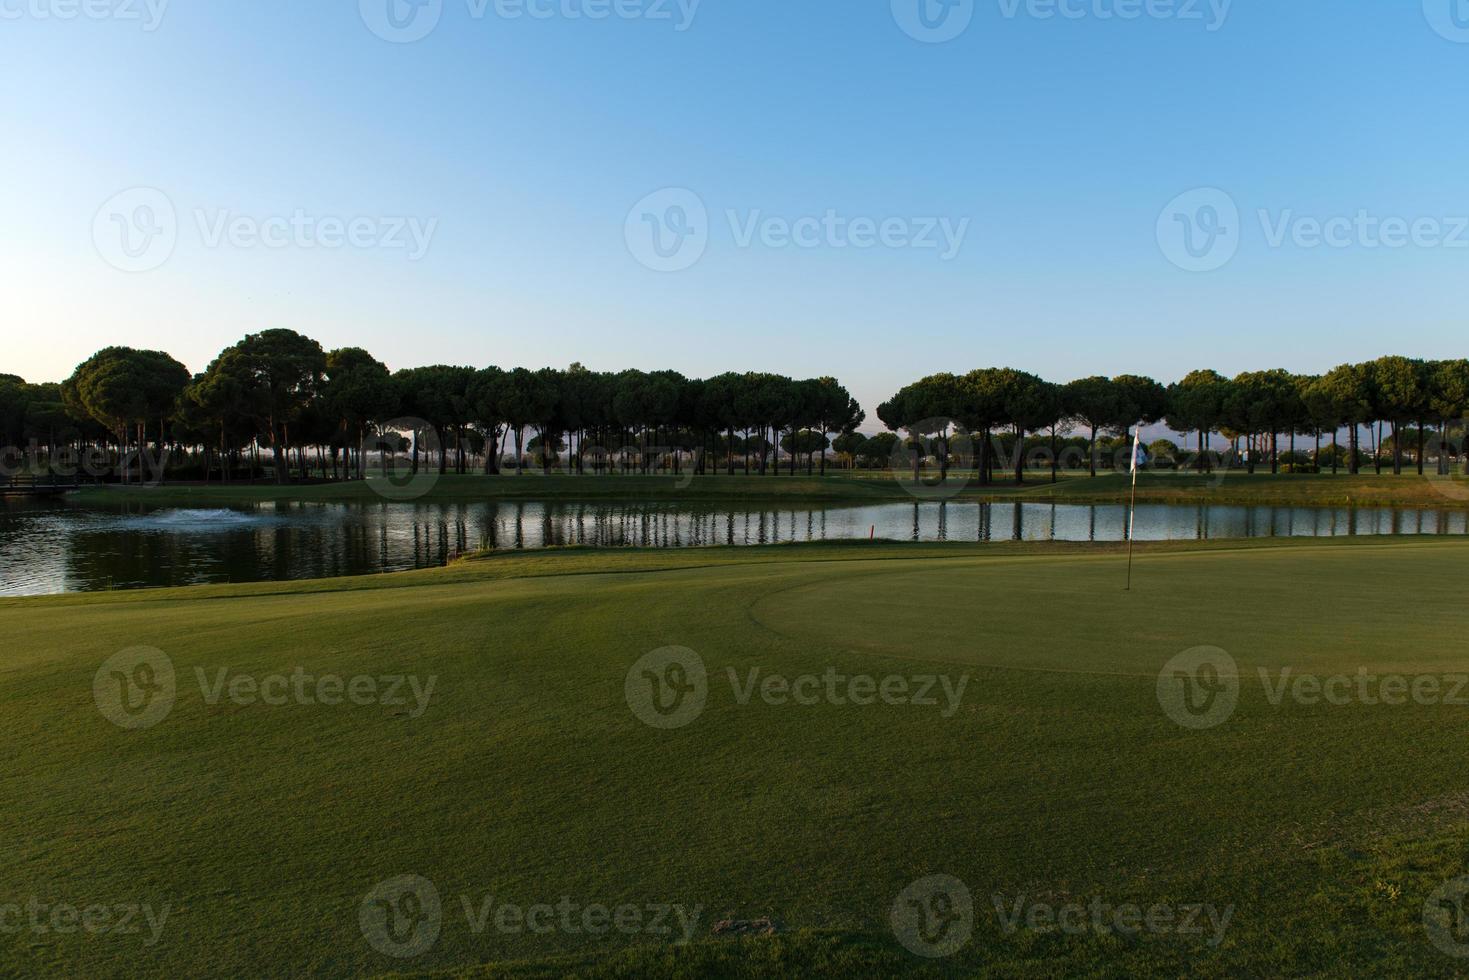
<box><xmin>68</xmin><ymin>469</ymin><xmax>1469</xmax><ymax>510</ymax></box>
<box><xmin>4</xmin><ymin>537</ymin><xmax>1469</xmax><ymax>976</ymax></box>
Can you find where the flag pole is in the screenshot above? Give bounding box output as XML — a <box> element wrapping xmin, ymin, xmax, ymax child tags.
<box><xmin>1125</xmin><ymin>422</ymin><xmax>1141</xmax><ymax>592</ymax></box>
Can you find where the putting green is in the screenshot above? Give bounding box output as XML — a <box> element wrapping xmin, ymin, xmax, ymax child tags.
<box><xmin>3</xmin><ymin>539</ymin><xmax>1469</xmax><ymax>977</ymax></box>
<box><xmin>751</xmin><ymin>543</ymin><xmax>1469</xmax><ymax>676</ymax></box>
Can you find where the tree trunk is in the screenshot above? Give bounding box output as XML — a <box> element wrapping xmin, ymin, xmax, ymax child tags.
<box><xmin>1014</xmin><ymin>425</ymin><xmax>1025</xmax><ymax>485</ymax></box>
<box><xmin>1050</xmin><ymin>425</ymin><xmax>1058</xmax><ymax>484</ymax></box>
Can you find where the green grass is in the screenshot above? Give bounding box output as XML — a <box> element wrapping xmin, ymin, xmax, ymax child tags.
<box><xmin>5</xmin><ymin>538</ymin><xmax>1469</xmax><ymax>976</ymax></box>
<box><xmin>72</xmin><ymin>467</ymin><xmax>1469</xmax><ymax>510</ymax></box>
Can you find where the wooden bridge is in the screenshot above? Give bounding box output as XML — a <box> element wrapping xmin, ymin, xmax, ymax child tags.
<box><xmin>2</xmin><ymin>475</ymin><xmax>87</xmax><ymax>497</ymax></box>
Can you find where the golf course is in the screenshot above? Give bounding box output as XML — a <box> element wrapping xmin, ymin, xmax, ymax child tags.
<box><xmin>6</xmin><ymin>534</ymin><xmax>1469</xmax><ymax>976</ymax></box>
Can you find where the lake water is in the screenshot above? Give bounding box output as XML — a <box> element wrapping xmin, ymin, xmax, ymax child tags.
<box><xmin>2</xmin><ymin>497</ymin><xmax>1466</xmax><ymax>596</ymax></box>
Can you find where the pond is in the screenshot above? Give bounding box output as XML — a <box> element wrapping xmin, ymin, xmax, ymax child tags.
<box><xmin>2</xmin><ymin>497</ymin><xmax>1466</xmax><ymax>596</ymax></box>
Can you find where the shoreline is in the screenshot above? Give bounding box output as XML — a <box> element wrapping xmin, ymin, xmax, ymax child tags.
<box><xmin>56</xmin><ymin>470</ymin><xmax>1469</xmax><ymax>511</ymax></box>
<box><xmin>3</xmin><ymin>534</ymin><xmax>1462</xmax><ymax>607</ymax></box>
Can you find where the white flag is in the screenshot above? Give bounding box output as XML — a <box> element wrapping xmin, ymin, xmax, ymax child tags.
<box><xmin>1131</xmin><ymin>425</ymin><xmax>1143</xmax><ymax>475</ymax></box>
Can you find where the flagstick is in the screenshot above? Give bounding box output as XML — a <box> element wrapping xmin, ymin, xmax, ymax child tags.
<box><xmin>1125</xmin><ymin>423</ymin><xmax>1141</xmax><ymax>592</ymax></box>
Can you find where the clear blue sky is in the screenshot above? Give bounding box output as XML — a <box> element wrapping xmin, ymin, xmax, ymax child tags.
<box><xmin>3</xmin><ymin>1</ymin><xmax>1468</xmax><ymax>430</ymax></box>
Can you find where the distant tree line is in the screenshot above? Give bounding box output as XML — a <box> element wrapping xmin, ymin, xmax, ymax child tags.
<box><xmin>5</xmin><ymin>341</ymin><xmax>1466</xmax><ymax>485</ymax></box>
<box><xmin>0</xmin><ymin>329</ymin><xmax>865</xmax><ymax>484</ymax></box>
<box><xmin>879</xmin><ymin>358</ymin><xmax>1469</xmax><ymax>483</ymax></box>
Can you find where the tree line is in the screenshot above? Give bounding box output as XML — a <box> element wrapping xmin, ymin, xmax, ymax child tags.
<box><xmin>4</xmin><ymin>339</ymin><xmax>1465</xmax><ymax>485</ymax></box>
<box><xmin>0</xmin><ymin>329</ymin><xmax>864</xmax><ymax>483</ymax></box>
<box><xmin>878</xmin><ymin>358</ymin><xmax>1469</xmax><ymax>483</ymax></box>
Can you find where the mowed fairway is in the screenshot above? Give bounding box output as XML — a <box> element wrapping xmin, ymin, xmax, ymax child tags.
<box><xmin>4</xmin><ymin>538</ymin><xmax>1469</xmax><ymax>976</ymax></box>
